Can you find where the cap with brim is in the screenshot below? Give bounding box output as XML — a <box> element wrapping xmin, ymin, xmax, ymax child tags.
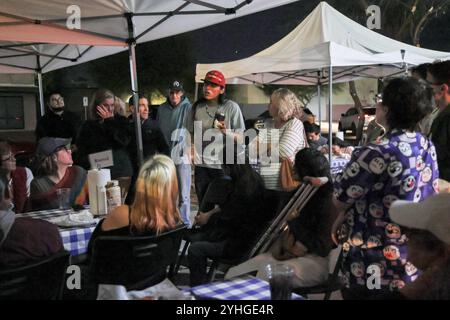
<box><xmin>169</xmin><ymin>80</ymin><xmax>184</xmax><ymax>91</ymax></box>
<box><xmin>390</xmin><ymin>193</ymin><xmax>450</xmax><ymax>245</ymax></box>
<box><xmin>37</xmin><ymin>137</ymin><xmax>71</xmax><ymax>156</ymax></box>
<box><xmin>202</xmin><ymin>70</ymin><xmax>226</xmax><ymax>87</ymax></box>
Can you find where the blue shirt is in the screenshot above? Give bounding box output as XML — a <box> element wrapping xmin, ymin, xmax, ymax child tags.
<box><xmin>334</xmin><ymin>129</ymin><xmax>439</xmax><ymax>291</ymax></box>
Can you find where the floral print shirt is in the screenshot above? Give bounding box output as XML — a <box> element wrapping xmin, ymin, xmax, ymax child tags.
<box><xmin>334</xmin><ymin>129</ymin><xmax>439</xmax><ymax>292</ymax></box>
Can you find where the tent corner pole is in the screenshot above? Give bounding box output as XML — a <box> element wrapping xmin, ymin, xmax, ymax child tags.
<box><xmin>127</xmin><ymin>13</ymin><xmax>144</xmax><ymax>167</ymax></box>
<box><xmin>194</xmin><ymin>82</ymin><xmax>199</xmax><ymax>102</ymax></box>
<box><xmin>129</xmin><ymin>43</ymin><xmax>144</xmax><ymax>167</ymax></box>
<box><xmin>317</xmin><ymin>84</ymin><xmax>321</xmax><ymax>128</ymax></box>
<box><xmin>37</xmin><ymin>71</ymin><xmax>45</xmax><ymax>116</ymax></box>
<box><xmin>328</xmin><ymin>66</ymin><xmax>333</xmax><ymax>164</ymax></box>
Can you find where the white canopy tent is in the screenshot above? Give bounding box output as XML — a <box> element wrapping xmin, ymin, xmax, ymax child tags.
<box><xmin>196</xmin><ymin>1</ymin><xmax>450</xmax><ymax>159</ymax></box>
<box><xmin>0</xmin><ymin>0</ymin><xmax>300</xmax><ymax>164</ymax></box>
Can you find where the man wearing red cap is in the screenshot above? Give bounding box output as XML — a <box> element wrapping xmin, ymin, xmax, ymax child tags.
<box><xmin>187</xmin><ymin>70</ymin><xmax>245</xmax><ymax>211</ymax></box>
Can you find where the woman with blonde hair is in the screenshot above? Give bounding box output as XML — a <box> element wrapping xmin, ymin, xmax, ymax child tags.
<box><xmin>87</xmin><ymin>154</ymin><xmax>182</xmax><ymax>249</ymax></box>
<box><xmin>256</xmin><ymin>88</ymin><xmax>307</xmax><ymax>190</ymax></box>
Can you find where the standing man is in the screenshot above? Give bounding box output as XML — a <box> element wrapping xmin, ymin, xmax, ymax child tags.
<box><xmin>125</xmin><ymin>94</ymin><xmax>169</xmax><ymax>205</ymax></box>
<box><xmin>427</xmin><ymin>60</ymin><xmax>450</xmax><ymax>181</ymax></box>
<box><xmin>157</xmin><ymin>81</ymin><xmax>192</xmax><ymax>226</ymax></box>
<box><xmin>187</xmin><ymin>70</ymin><xmax>245</xmax><ymax>211</ymax></box>
<box><xmin>35</xmin><ymin>92</ymin><xmax>82</xmax><ymax>149</ymax></box>
<box><xmin>128</xmin><ymin>94</ymin><xmax>168</xmax><ymax>160</ymax></box>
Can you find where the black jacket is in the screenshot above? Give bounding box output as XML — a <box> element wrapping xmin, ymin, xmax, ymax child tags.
<box><xmin>431</xmin><ymin>105</ymin><xmax>450</xmax><ymax>181</ymax></box>
<box><xmin>75</xmin><ymin>115</ymin><xmax>133</xmax><ymax>179</ymax></box>
<box><xmin>35</xmin><ymin>110</ymin><xmax>82</xmax><ymax>144</ymax></box>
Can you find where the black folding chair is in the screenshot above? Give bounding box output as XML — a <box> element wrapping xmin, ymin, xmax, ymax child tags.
<box><xmin>89</xmin><ymin>225</ymin><xmax>186</xmax><ymax>290</ymax></box>
<box><xmin>0</xmin><ymin>250</ymin><xmax>70</xmax><ymax>300</ymax></box>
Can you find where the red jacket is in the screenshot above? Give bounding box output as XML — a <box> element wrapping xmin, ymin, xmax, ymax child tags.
<box><xmin>11</xmin><ymin>167</ymin><xmax>28</xmax><ymax>214</ymax></box>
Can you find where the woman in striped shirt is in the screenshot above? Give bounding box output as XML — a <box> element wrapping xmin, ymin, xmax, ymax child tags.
<box><xmin>256</xmin><ymin>88</ymin><xmax>307</xmax><ymax>190</ymax></box>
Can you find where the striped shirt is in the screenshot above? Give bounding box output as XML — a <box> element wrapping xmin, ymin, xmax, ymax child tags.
<box><xmin>257</xmin><ymin>118</ymin><xmax>306</xmax><ymax>190</ymax></box>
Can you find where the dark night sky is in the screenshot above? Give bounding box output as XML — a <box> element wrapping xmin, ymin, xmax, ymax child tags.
<box><xmin>189</xmin><ymin>0</ymin><xmax>450</xmax><ymax>64</ymax></box>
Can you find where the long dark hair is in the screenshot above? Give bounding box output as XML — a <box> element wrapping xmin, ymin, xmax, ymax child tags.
<box><xmin>382</xmin><ymin>77</ymin><xmax>433</xmax><ymax>131</ymax></box>
<box><xmin>221</xmin><ymin>146</ymin><xmax>264</xmax><ymax>200</ymax></box>
<box><xmin>191</xmin><ymin>93</ymin><xmax>228</xmax><ymax>122</ymax></box>
<box><xmin>294</xmin><ymin>148</ymin><xmax>333</xmax><ymax>193</ymax></box>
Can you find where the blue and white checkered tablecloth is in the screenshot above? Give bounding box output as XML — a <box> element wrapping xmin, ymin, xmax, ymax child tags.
<box><xmin>16</xmin><ymin>209</ymin><xmax>100</xmax><ymax>256</ymax></box>
<box><xmin>188</xmin><ymin>276</ymin><xmax>304</xmax><ymax>300</ymax></box>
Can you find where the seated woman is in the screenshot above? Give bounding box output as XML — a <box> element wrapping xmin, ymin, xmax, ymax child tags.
<box><xmin>0</xmin><ymin>141</ymin><xmax>33</xmax><ymax>213</ymax></box>
<box><xmin>87</xmin><ymin>154</ymin><xmax>182</xmax><ymax>252</ymax></box>
<box><xmin>28</xmin><ymin>137</ymin><xmax>88</xmax><ymax>211</ymax></box>
<box><xmin>226</xmin><ymin>148</ymin><xmax>337</xmax><ymax>288</ymax></box>
<box><xmin>187</xmin><ymin>150</ymin><xmax>274</xmax><ymax>286</ymax></box>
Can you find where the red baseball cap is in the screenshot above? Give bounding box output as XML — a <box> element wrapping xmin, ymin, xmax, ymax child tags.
<box><xmin>202</xmin><ymin>70</ymin><xmax>226</xmax><ymax>87</ymax></box>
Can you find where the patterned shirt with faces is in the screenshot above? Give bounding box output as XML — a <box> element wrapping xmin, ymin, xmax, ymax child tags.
<box><xmin>334</xmin><ymin>129</ymin><xmax>439</xmax><ymax>292</ymax></box>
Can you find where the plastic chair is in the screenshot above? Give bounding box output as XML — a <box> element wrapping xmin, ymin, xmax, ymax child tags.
<box><xmin>89</xmin><ymin>225</ymin><xmax>186</xmax><ymax>290</ymax></box>
<box><xmin>0</xmin><ymin>250</ymin><xmax>70</xmax><ymax>300</ymax></box>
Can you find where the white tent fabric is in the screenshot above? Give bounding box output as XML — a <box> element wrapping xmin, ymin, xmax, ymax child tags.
<box><xmin>0</xmin><ymin>0</ymin><xmax>299</xmax><ymax>73</ymax></box>
<box><xmin>195</xmin><ymin>1</ymin><xmax>450</xmax><ymax>85</ymax></box>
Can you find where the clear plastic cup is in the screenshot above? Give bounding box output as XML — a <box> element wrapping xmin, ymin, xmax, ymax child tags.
<box><xmin>265</xmin><ymin>263</ymin><xmax>294</xmax><ymax>300</ymax></box>
<box><xmin>56</xmin><ymin>188</ymin><xmax>71</xmax><ymax>210</ymax></box>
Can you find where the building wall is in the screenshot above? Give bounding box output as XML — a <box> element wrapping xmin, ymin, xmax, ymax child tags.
<box><xmin>0</xmin><ymin>90</ymin><xmax>38</xmax><ymax>143</ymax></box>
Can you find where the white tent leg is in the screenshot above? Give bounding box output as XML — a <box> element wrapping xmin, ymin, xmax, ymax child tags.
<box><xmin>194</xmin><ymin>82</ymin><xmax>199</xmax><ymax>102</ymax></box>
<box><xmin>317</xmin><ymin>83</ymin><xmax>321</xmax><ymax>127</ymax></box>
<box><xmin>129</xmin><ymin>43</ymin><xmax>144</xmax><ymax>167</ymax></box>
<box><xmin>328</xmin><ymin>66</ymin><xmax>333</xmax><ymax>163</ymax></box>
<box><xmin>37</xmin><ymin>71</ymin><xmax>45</xmax><ymax>116</ymax></box>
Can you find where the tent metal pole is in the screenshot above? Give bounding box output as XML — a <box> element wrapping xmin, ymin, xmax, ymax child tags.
<box><xmin>317</xmin><ymin>70</ymin><xmax>321</xmax><ymax>128</ymax></box>
<box><xmin>328</xmin><ymin>66</ymin><xmax>333</xmax><ymax>163</ymax></box>
<box><xmin>127</xmin><ymin>14</ymin><xmax>144</xmax><ymax>167</ymax></box>
<box><xmin>317</xmin><ymin>83</ymin><xmax>321</xmax><ymax>127</ymax></box>
<box><xmin>194</xmin><ymin>82</ymin><xmax>199</xmax><ymax>102</ymax></box>
<box><xmin>37</xmin><ymin>71</ymin><xmax>45</xmax><ymax>116</ymax></box>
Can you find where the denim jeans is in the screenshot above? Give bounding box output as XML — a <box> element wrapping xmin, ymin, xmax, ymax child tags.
<box><xmin>176</xmin><ymin>163</ymin><xmax>192</xmax><ymax>226</ymax></box>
